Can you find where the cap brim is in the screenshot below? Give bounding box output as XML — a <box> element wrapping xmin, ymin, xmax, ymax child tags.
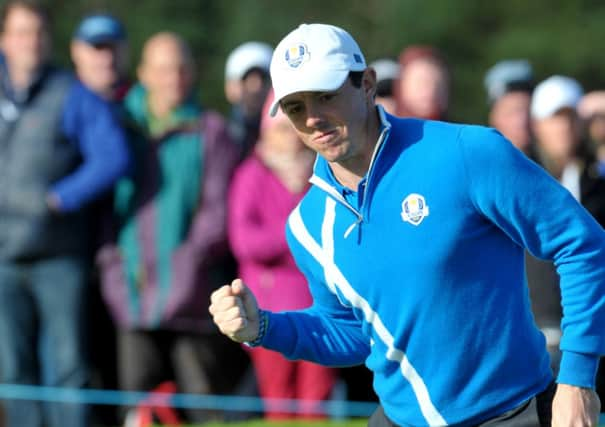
<box><xmin>269</xmin><ymin>99</ymin><xmax>282</xmax><ymax>117</ymax></box>
<box><xmin>76</xmin><ymin>34</ymin><xmax>123</xmax><ymax>45</ymax></box>
<box><xmin>269</xmin><ymin>68</ymin><xmax>350</xmax><ymax>116</ymax></box>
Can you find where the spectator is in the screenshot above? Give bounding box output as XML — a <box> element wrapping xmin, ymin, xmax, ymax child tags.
<box><xmin>96</xmin><ymin>32</ymin><xmax>245</xmax><ymax>424</ymax></box>
<box><xmin>369</xmin><ymin>58</ymin><xmax>399</xmax><ymax>115</ymax></box>
<box><xmin>224</xmin><ymin>41</ymin><xmax>273</xmax><ymax>158</ymax></box>
<box><xmin>0</xmin><ymin>2</ymin><xmax>129</xmax><ymax>427</ymax></box>
<box><xmin>395</xmin><ymin>45</ymin><xmax>449</xmax><ymax>120</ymax></box>
<box><xmin>530</xmin><ymin>75</ymin><xmax>605</xmax><ymax>408</ymax></box>
<box><xmin>530</xmin><ymin>76</ymin><xmax>605</xmax><ymax>208</ymax></box>
<box><xmin>70</xmin><ymin>12</ymin><xmax>132</xmax><ymax>426</ymax></box>
<box><xmin>484</xmin><ymin>59</ymin><xmax>535</xmax><ymax>155</ymax></box>
<box><xmin>228</xmin><ymin>91</ymin><xmax>336</xmax><ymax>419</ymax></box>
<box><xmin>70</xmin><ymin>13</ymin><xmax>130</xmax><ymax>102</ymax></box>
<box><xmin>578</xmin><ymin>91</ymin><xmax>605</xmax><ymax>176</ymax></box>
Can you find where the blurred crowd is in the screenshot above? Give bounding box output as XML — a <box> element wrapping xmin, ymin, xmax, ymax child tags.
<box><xmin>0</xmin><ymin>1</ymin><xmax>603</xmax><ymax>426</ymax></box>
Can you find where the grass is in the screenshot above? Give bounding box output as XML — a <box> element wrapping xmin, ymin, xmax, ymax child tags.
<box><xmin>173</xmin><ymin>415</ymin><xmax>605</xmax><ymax>427</ymax></box>
<box><xmin>155</xmin><ymin>421</ymin><xmax>604</xmax><ymax>427</ymax></box>
<box><xmin>186</xmin><ymin>420</ymin><xmax>368</xmax><ymax>427</ymax></box>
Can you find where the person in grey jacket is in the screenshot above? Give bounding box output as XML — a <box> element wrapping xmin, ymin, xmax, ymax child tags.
<box><xmin>0</xmin><ymin>2</ymin><xmax>129</xmax><ymax>427</ymax></box>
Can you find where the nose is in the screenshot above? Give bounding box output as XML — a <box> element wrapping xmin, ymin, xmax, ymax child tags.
<box><xmin>96</xmin><ymin>48</ymin><xmax>116</xmax><ymax>65</ymax></box>
<box><xmin>304</xmin><ymin>99</ymin><xmax>325</xmax><ymax>129</ymax></box>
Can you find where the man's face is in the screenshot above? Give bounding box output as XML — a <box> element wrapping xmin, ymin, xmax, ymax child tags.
<box><xmin>587</xmin><ymin>114</ymin><xmax>605</xmax><ymax>146</ymax></box>
<box><xmin>533</xmin><ymin>108</ymin><xmax>581</xmax><ymax>160</ymax></box>
<box><xmin>0</xmin><ymin>5</ymin><xmax>49</xmax><ymax>74</ymax></box>
<box><xmin>138</xmin><ymin>38</ymin><xmax>193</xmax><ymax>111</ymax></box>
<box><xmin>489</xmin><ymin>91</ymin><xmax>532</xmax><ymax>152</ymax></box>
<box><xmin>71</xmin><ymin>40</ymin><xmax>127</xmax><ymax>97</ymax></box>
<box><xmin>240</xmin><ymin>68</ymin><xmax>270</xmax><ymax>119</ymax></box>
<box><xmin>279</xmin><ymin>70</ymin><xmax>375</xmax><ymax>166</ymax></box>
<box><xmin>399</xmin><ymin>59</ymin><xmax>448</xmax><ymax>118</ymax></box>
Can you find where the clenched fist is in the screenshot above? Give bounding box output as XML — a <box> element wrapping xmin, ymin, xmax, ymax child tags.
<box><xmin>209</xmin><ymin>279</ymin><xmax>260</xmax><ymax>343</ymax></box>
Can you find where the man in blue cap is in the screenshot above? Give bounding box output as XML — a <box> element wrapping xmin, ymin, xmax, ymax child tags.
<box><xmin>0</xmin><ymin>3</ymin><xmax>129</xmax><ymax>427</ymax></box>
<box><xmin>71</xmin><ymin>13</ymin><xmax>130</xmax><ymax>102</ymax></box>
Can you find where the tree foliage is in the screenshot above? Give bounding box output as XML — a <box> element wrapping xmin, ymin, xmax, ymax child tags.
<box><xmin>41</xmin><ymin>0</ymin><xmax>605</xmax><ymax>123</ymax></box>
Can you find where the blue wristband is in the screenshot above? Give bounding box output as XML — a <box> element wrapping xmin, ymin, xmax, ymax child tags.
<box><xmin>246</xmin><ymin>309</ymin><xmax>268</xmax><ymax>347</ymax></box>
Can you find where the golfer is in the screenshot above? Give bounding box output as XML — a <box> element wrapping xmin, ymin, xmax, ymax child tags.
<box><xmin>210</xmin><ymin>23</ymin><xmax>604</xmax><ymax>426</ymax></box>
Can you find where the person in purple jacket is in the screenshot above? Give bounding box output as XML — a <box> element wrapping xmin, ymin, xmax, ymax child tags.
<box><xmin>228</xmin><ymin>90</ymin><xmax>336</xmax><ymax>419</ymax></box>
<box><xmin>96</xmin><ymin>32</ymin><xmax>246</xmax><ymax>424</ymax></box>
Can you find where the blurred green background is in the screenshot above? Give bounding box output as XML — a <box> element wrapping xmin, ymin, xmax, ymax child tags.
<box><xmin>46</xmin><ymin>0</ymin><xmax>605</xmax><ymax>126</ymax></box>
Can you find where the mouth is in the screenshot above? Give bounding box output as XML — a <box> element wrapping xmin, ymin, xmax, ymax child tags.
<box><xmin>313</xmin><ymin>129</ymin><xmax>338</xmax><ymax>144</ymax></box>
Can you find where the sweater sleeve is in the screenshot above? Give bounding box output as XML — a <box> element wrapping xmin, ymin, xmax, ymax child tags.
<box><xmin>227</xmin><ymin>156</ymin><xmax>292</xmax><ymax>264</ymax></box>
<box><xmin>458</xmin><ymin>125</ymin><xmax>605</xmax><ymax>388</ymax></box>
<box><xmin>258</xmin><ymin>212</ymin><xmax>370</xmax><ymax>367</ymax></box>
<box><xmin>52</xmin><ymin>81</ymin><xmax>130</xmax><ymax>212</ymax></box>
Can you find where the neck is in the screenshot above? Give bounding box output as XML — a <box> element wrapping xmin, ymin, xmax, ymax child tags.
<box><xmin>148</xmin><ymin>95</ymin><xmax>175</xmax><ymax>119</ymax></box>
<box><xmin>541</xmin><ymin>151</ymin><xmax>574</xmax><ymax>179</ymax></box>
<box><xmin>8</xmin><ymin>65</ymin><xmax>37</xmax><ymax>91</ymax></box>
<box><xmin>330</xmin><ymin>106</ymin><xmax>382</xmax><ymax>190</ymax></box>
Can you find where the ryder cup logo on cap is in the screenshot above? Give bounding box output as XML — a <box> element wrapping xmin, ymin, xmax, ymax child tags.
<box><xmin>269</xmin><ymin>23</ymin><xmax>367</xmax><ymax>116</ymax></box>
<box><xmin>285</xmin><ymin>44</ymin><xmax>310</xmax><ymax>68</ymax></box>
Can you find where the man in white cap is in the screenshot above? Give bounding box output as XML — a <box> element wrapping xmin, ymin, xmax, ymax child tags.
<box><xmin>210</xmin><ymin>23</ymin><xmax>604</xmax><ymax>426</ymax></box>
<box><xmin>531</xmin><ymin>76</ymin><xmax>605</xmax><ymax>412</ymax></box>
<box><xmin>224</xmin><ymin>41</ymin><xmax>273</xmax><ymax>157</ymax></box>
<box><xmin>484</xmin><ymin>59</ymin><xmax>535</xmax><ymax>156</ymax></box>
<box><xmin>531</xmin><ymin>76</ymin><xmax>605</xmax><ymax>218</ymax></box>
<box><xmin>369</xmin><ymin>58</ymin><xmax>399</xmax><ymax>114</ymax></box>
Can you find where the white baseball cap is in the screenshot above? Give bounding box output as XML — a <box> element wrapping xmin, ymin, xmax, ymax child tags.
<box><xmin>531</xmin><ymin>75</ymin><xmax>583</xmax><ymax>119</ymax></box>
<box><xmin>225</xmin><ymin>41</ymin><xmax>273</xmax><ymax>81</ymax></box>
<box><xmin>484</xmin><ymin>59</ymin><xmax>534</xmax><ymax>104</ymax></box>
<box><xmin>269</xmin><ymin>23</ymin><xmax>367</xmax><ymax>116</ymax></box>
<box><xmin>369</xmin><ymin>58</ymin><xmax>400</xmax><ymax>83</ymax></box>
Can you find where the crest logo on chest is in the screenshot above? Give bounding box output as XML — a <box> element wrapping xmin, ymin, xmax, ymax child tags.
<box><xmin>401</xmin><ymin>193</ymin><xmax>430</xmax><ymax>226</ymax></box>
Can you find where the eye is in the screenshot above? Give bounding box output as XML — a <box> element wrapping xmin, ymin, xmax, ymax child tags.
<box><xmin>318</xmin><ymin>93</ymin><xmax>336</xmax><ymax>103</ymax></box>
<box><xmin>283</xmin><ymin>103</ymin><xmax>303</xmax><ymax>116</ymax></box>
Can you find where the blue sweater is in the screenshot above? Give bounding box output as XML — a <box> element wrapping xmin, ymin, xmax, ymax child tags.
<box><xmin>53</xmin><ymin>79</ymin><xmax>129</xmax><ymax>211</ymax></box>
<box><xmin>0</xmin><ymin>63</ymin><xmax>129</xmax><ymax>212</ymax></box>
<box><xmin>259</xmin><ymin>108</ymin><xmax>605</xmax><ymax>426</ymax></box>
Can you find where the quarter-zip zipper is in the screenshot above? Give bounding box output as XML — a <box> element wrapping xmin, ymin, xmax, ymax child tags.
<box><xmin>308</xmin><ymin>106</ymin><xmax>392</xmax><ymax>239</ymax></box>
<box><xmin>361</xmin><ymin>109</ymin><xmax>391</xmax><ymax>221</ymax></box>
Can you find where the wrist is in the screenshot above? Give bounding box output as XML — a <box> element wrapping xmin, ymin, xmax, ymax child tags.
<box><xmin>246</xmin><ymin>309</ymin><xmax>268</xmax><ymax>347</ymax></box>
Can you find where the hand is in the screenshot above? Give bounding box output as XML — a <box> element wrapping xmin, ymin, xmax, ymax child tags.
<box><xmin>45</xmin><ymin>192</ymin><xmax>62</xmax><ymax>213</ymax></box>
<box><xmin>552</xmin><ymin>383</ymin><xmax>601</xmax><ymax>426</ymax></box>
<box><xmin>209</xmin><ymin>279</ymin><xmax>260</xmax><ymax>343</ymax></box>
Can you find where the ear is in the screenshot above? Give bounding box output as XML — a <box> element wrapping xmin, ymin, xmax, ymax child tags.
<box><xmin>69</xmin><ymin>41</ymin><xmax>80</xmax><ymax>63</ymax></box>
<box><xmin>137</xmin><ymin>63</ymin><xmax>147</xmax><ymax>87</ymax></box>
<box><xmin>0</xmin><ymin>32</ymin><xmax>7</xmax><ymax>53</ymax></box>
<box><xmin>362</xmin><ymin>67</ymin><xmax>377</xmax><ymax>101</ymax></box>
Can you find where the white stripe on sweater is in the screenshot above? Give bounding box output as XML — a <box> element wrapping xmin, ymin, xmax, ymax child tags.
<box><xmin>288</xmin><ymin>198</ymin><xmax>447</xmax><ymax>426</ymax></box>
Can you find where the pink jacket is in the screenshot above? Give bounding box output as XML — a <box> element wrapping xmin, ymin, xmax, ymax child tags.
<box><xmin>228</xmin><ymin>153</ymin><xmax>312</xmax><ymax>311</ymax></box>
